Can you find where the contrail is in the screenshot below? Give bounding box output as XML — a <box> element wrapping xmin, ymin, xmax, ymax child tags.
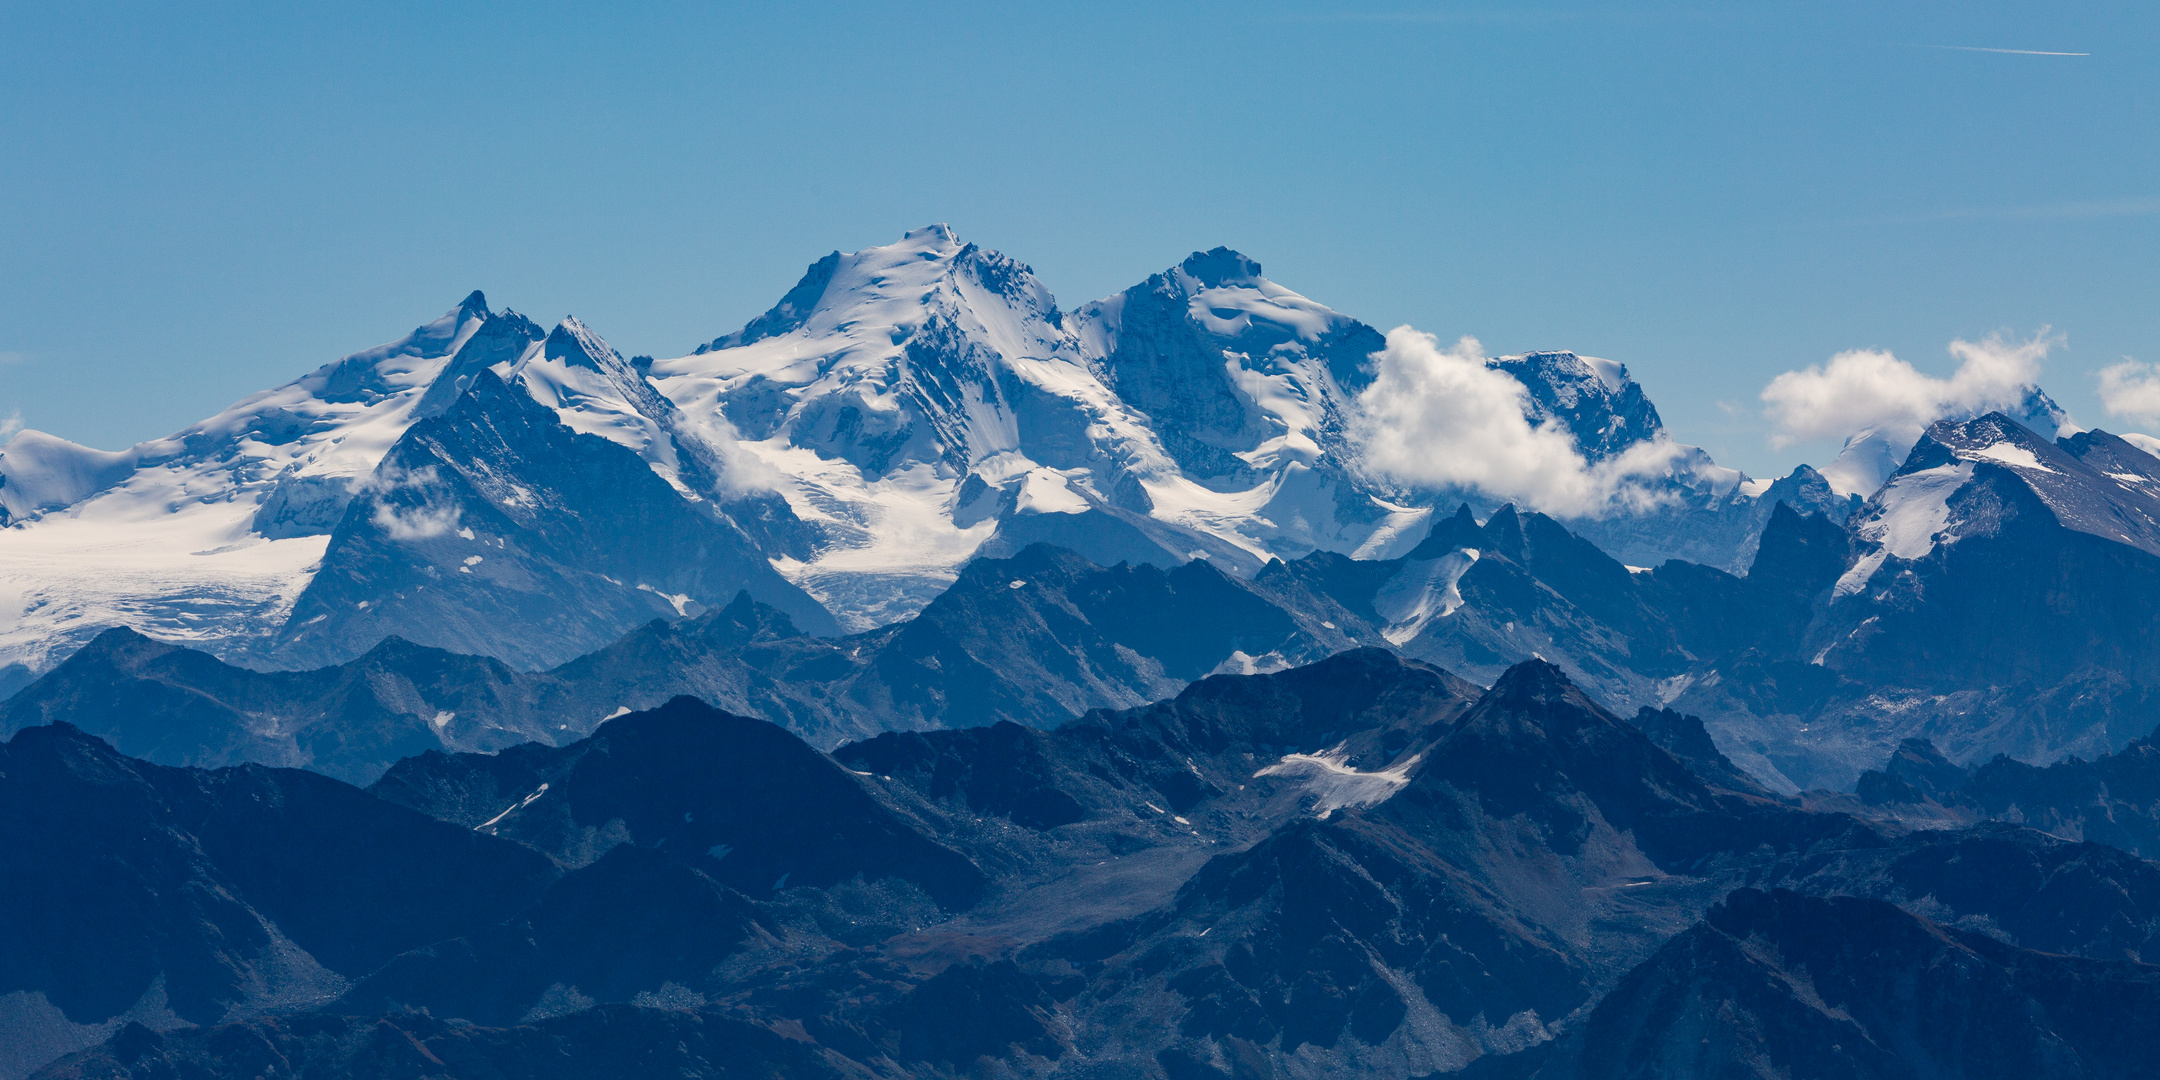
<box><xmin>1924</xmin><ymin>45</ymin><xmax>2090</xmax><ymax>56</ymax></box>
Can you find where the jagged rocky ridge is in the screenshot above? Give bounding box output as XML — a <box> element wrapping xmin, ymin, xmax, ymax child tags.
<box><xmin>17</xmin><ymin>418</ymin><xmax>2160</xmax><ymax>798</ymax></box>
<box><xmin>1823</xmin><ymin>728</ymin><xmax>2160</xmax><ymax>861</ymax></box>
<box><xmin>1512</xmin><ymin>888</ymin><xmax>2160</xmax><ymax>1080</ymax></box>
<box><xmin>17</xmin><ymin>653</ymin><xmax>2160</xmax><ymax>1080</ymax></box>
<box><xmin>0</xmin><ymin>505</ymin><xmax>1909</xmax><ymax>789</ymax></box>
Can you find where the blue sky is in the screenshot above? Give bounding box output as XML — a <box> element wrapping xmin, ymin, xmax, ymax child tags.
<box><xmin>2</xmin><ymin>1</ymin><xmax>2153</xmax><ymax>478</ymax></box>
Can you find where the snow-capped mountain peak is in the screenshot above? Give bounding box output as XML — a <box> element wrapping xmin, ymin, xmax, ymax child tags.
<box><xmin>412</xmin><ymin>308</ymin><xmax>547</xmax><ymax>421</ymax></box>
<box><xmin>1491</xmin><ymin>351</ymin><xmax>1666</xmax><ymax>462</ymax></box>
<box><xmin>656</xmin><ymin>225</ymin><xmax>1082</xmax><ymax>473</ymax></box>
<box><xmin>1819</xmin><ymin>385</ymin><xmax>2077</xmax><ymax>499</ymax></box>
<box><xmin>650</xmin><ymin>226</ymin><xmax>1171</xmax><ymax>625</ymax></box>
<box><xmin>0</xmin><ymin>291</ymin><xmax>494</xmax><ymax>673</ymax></box>
<box><xmin>1069</xmin><ymin>248</ymin><xmax>1383</xmax><ymax>482</ymax></box>
<box><xmin>1833</xmin><ymin>409</ymin><xmax>2160</xmax><ymax>602</ymax></box>
<box><xmin>507</xmin><ymin>315</ymin><xmax>711</xmax><ymax>496</ymax></box>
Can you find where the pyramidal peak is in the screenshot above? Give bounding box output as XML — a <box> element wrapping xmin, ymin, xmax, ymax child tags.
<box><xmin>542</xmin><ymin>315</ymin><xmax>622</xmax><ymax>371</ymax></box>
<box><xmin>506</xmin><ymin>314</ymin><xmax>734</xmax><ymax>503</ymax></box>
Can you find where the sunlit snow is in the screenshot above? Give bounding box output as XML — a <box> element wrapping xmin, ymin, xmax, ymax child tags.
<box><xmin>1256</xmin><ymin>748</ymin><xmax>1422</xmax><ymax>818</ymax></box>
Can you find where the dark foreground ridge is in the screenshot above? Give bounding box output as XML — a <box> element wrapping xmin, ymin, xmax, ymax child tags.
<box><xmin>12</xmin><ymin>651</ymin><xmax>2160</xmax><ymax>1079</ymax></box>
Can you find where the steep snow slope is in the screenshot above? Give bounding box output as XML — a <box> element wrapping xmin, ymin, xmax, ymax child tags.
<box><xmin>0</xmin><ymin>432</ymin><xmax>140</xmax><ymax>526</ymax></box>
<box><xmin>0</xmin><ymin>294</ymin><xmax>490</xmax><ymax>676</ymax></box>
<box><xmin>273</xmin><ymin>369</ymin><xmax>834</xmax><ymax>670</ymax></box>
<box><xmin>511</xmin><ymin>317</ymin><xmax>731</xmax><ymax>499</ymax></box>
<box><xmin>1067</xmin><ymin>246</ymin><xmax>1430</xmax><ymax>562</ymax></box>
<box><xmin>652</xmin><ymin>226</ymin><xmax>1233</xmax><ymax>627</ymax></box>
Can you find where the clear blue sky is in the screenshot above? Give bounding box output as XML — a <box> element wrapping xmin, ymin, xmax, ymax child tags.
<box><xmin>2</xmin><ymin>1</ymin><xmax>2153</xmax><ymax>478</ymax></box>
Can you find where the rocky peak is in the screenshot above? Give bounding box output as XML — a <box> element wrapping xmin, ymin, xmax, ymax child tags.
<box><xmin>412</xmin><ymin>309</ymin><xmax>546</xmax><ymax>421</ymax></box>
<box><xmin>1746</xmin><ymin>501</ymin><xmax>1849</xmax><ymax>597</ymax></box>
<box><xmin>1491</xmin><ymin>350</ymin><xmax>1666</xmax><ymax>462</ymax></box>
<box><xmin>1177</xmin><ymin>246</ymin><xmax>1265</xmax><ymax>289</ymax></box>
<box><xmin>1407</xmin><ymin>502</ymin><xmax>1484</xmax><ymax>558</ymax></box>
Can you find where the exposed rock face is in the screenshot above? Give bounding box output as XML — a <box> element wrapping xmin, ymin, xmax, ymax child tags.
<box><xmin>274</xmin><ymin>369</ymin><xmax>834</xmax><ymax>671</ymax></box>
<box><xmin>1521</xmin><ymin>888</ymin><xmax>2160</xmax><ymax>1080</ymax></box>
<box><xmin>0</xmin><ymin>722</ymin><xmax>554</xmax><ymax>1077</ymax></box>
<box><xmin>1841</xmin><ymin>730</ymin><xmax>2160</xmax><ymax>861</ymax></box>
<box><xmin>1669</xmin><ymin>413</ymin><xmax>2160</xmax><ymax>791</ymax></box>
<box><xmin>1817</xmin><ymin>413</ymin><xmax>2160</xmax><ymax>692</ymax></box>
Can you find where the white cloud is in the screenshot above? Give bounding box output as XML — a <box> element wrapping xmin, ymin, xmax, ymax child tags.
<box><xmin>1350</xmin><ymin>327</ymin><xmax>1687</xmax><ymax>518</ymax></box>
<box><xmin>1760</xmin><ymin>331</ymin><xmax>2056</xmax><ymax>449</ymax></box>
<box><xmin>2098</xmin><ymin>360</ymin><xmax>2160</xmax><ymax>424</ymax></box>
<box><xmin>355</xmin><ymin>460</ymin><xmax>441</xmax><ymax>496</ymax></box>
<box><xmin>358</xmin><ymin>460</ymin><xmax>462</xmax><ymax>539</ymax></box>
<box><xmin>0</xmin><ymin>411</ymin><xmax>20</xmax><ymax>446</ymax></box>
<box><xmin>701</xmin><ymin>412</ymin><xmax>789</xmax><ymax>497</ymax></box>
<box><xmin>372</xmin><ymin>501</ymin><xmax>462</xmax><ymax>540</ymax></box>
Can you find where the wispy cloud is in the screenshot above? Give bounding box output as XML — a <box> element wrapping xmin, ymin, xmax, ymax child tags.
<box><xmin>0</xmin><ymin>350</ymin><xmax>29</xmax><ymax>367</ymax></box>
<box><xmin>1856</xmin><ymin>198</ymin><xmax>2160</xmax><ymax>226</ymax></box>
<box><xmin>1273</xmin><ymin>5</ymin><xmax>1728</xmax><ymax>28</ymax></box>
<box><xmin>358</xmin><ymin>461</ymin><xmax>464</xmax><ymax>540</ymax></box>
<box><xmin>0</xmin><ymin>411</ymin><xmax>21</xmax><ymax>445</ymax></box>
<box><xmin>1920</xmin><ymin>45</ymin><xmax>2090</xmax><ymax>57</ymax></box>
<box><xmin>2099</xmin><ymin>361</ymin><xmax>2160</xmax><ymax>425</ymax></box>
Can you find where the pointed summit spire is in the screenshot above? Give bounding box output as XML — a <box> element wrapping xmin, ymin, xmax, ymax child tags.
<box><xmin>544</xmin><ymin>316</ymin><xmax>619</xmax><ymax>371</ymax></box>
<box><xmin>1176</xmin><ymin>247</ymin><xmax>1264</xmax><ymax>289</ymax></box>
<box><xmin>413</xmin><ymin>310</ymin><xmax>546</xmax><ymax>421</ymax></box>
<box><xmin>1480</xmin><ymin>504</ymin><xmax>1526</xmax><ymax>559</ymax></box>
<box><xmin>1409</xmin><ymin>503</ymin><xmax>1484</xmax><ymax>559</ymax></box>
<box><xmin>1487</xmin><ymin>656</ymin><xmax>1576</xmax><ymax>701</ymax></box>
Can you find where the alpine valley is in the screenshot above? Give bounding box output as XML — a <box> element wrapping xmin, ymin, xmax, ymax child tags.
<box><xmin>6</xmin><ymin>227</ymin><xmax>2160</xmax><ymax>1080</ymax></box>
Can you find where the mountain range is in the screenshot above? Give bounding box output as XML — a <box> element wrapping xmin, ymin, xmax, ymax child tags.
<box><xmin>9</xmin><ymin>225</ymin><xmax>2160</xmax><ymax>1078</ymax></box>
<box><xmin>0</xmin><ymin>226</ymin><xmax>1850</xmax><ymax>684</ymax></box>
